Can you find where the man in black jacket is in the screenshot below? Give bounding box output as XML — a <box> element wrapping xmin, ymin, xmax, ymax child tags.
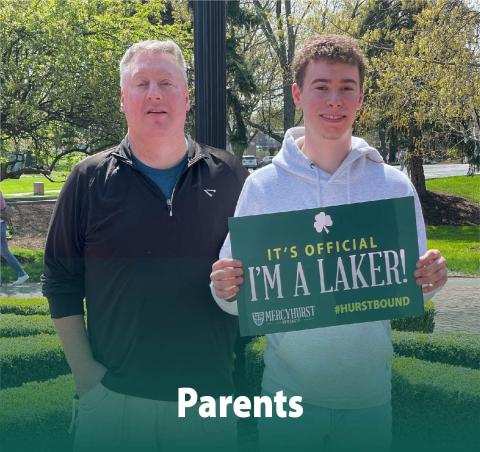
<box><xmin>42</xmin><ymin>40</ymin><xmax>247</xmax><ymax>451</ymax></box>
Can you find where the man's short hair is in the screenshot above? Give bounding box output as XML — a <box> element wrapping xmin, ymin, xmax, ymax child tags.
<box><xmin>119</xmin><ymin>40</ymin><xmax>187</xmax><ymax>86</ymax></box>
<box><xmin>293</xmin><ymin>34</ymin><xmax>366</xmax><ymax>89</ymax></box>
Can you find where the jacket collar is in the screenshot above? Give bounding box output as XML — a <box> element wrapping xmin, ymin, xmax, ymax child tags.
<box><xmin>112</xmin><ymin>134</ymin><xmax>208</xmax><ymax>166</ymax></box>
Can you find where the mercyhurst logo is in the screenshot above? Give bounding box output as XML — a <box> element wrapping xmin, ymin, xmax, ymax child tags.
<box><xmin>252</xmin><ymin>306</ymin><xmax>316</xmax><ymax>328</ymax></box>
<box><xmin>252</xmin><ymin>311</ymin><xmax>265</xmax><ymax>326</ymax></box>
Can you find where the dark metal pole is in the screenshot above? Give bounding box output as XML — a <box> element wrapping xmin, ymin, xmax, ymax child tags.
<box><xmin>193</xmin><ymin>0</ymin><xmax>226</xmax><ymax>149</ymax></box>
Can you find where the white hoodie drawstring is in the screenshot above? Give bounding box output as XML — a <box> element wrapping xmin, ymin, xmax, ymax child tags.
<box><xmin>312</xmin><ymin>162</ymin><xmax>322</xmax><ymax>206</ymax></box>
<box><xmin>347</xmin><ymin>166</ymin><xmax>351</xmax><ymax>204</ymax></box>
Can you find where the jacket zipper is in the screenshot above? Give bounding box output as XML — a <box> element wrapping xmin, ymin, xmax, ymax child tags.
<box><xmin>166</xmin><ymin>155</ymin><xmax>206</xmax><ymax>217</ymax></box>
<box><xmin>166</xmin><ymin>191</ymin><xmax>174</xmax><ymax>216</ymax></box>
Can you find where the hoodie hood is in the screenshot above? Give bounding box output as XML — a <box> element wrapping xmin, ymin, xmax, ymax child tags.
<box><xmin>273</xmin><ymin>126</ymin><xmax>383</xmax><ymax>185</ymax></box>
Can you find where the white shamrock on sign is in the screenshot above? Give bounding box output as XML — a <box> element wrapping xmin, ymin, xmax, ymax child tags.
<box><xmin>314</xmin><ymin>212</ymin><xmax>333</xmax><ymax>234</ymax></box>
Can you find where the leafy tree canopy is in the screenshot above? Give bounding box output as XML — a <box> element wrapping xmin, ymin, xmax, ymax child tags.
<box><xmin>1</xmin><ymin>0</ymin><xmax>191</xmax><ymax>179</ymax></box>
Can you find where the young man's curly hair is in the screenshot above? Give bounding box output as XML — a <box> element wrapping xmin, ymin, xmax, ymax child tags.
<box><xmin>293</xmin><ymin>34</ymin><xmax>366</xmax><ymax>89</ymax></box>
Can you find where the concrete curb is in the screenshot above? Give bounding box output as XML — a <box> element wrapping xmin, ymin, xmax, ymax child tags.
<box><xmin>6</xmin><ymin>197</ymin><xmax>58</xmax><ymax>204</ymax></box>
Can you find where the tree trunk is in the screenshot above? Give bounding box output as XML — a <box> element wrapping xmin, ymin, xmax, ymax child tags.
<box><xmin>283</xmin><ymin>0</ymin><xmax>295</xmax><ymax>132</ymax></box>
<box><xmin>378</xmin><ymin>127</ymin><xmax>387</xmax><ymax>161</ymax></box>
<box><xmin>388</xmin><ymin>128</ymin><xmax>398</xmax><ymax>164</ymax></box>
<box><xmin>409</xmin><ymin>153</ymin><xmax>427</xmax><ymax>197</ymax></box>
<box><xmin>407</xmin><ymin>123</ymin><xmax>427</xmax><ymax>197</ymax></box>
<box><xmin>231</xmin><ymin>140</ymin><xmax>247</xmax><ymax>158</ymax></box>
<box><xmin>283</xmin><ymin>77</ymin><xmax>295</xmax><ymax>132</ymax></box>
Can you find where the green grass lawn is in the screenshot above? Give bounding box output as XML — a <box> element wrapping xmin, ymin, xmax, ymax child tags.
<box><xmin>0</xmin><ymin>249</ymin><xmax>44</xmax><ymax>283</ymax></box>
<box><xmin>2</xmin><ymin>172</ymin><xmax>478</xmax><ymax>201</ymax></box>
<box><xmin>427</xmin><ymin>225</ymin><xmax>480</xmax><ymax>275</ymax></box>
<box><xmin>426</xmin><ymin>175</ymin><xmax>480</xmax><ymax>203</ymax></box>
<box><xmin>0</xmin><ymin>297</ymin><xmax>49</xmax><ymax>315</ymax></box>
<box><xmin>0</xmin><ymin>173</ymin><xmax>68</xmax><ymax>198</ymax></box>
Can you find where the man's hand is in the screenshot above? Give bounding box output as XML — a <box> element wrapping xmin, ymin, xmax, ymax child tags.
<box><xmin>414</xmin><ymin>249</ymin><xmax>448</xmax><ymax>293</ymax></box>
<box><xmin>211</xmin><ymin>258</ymin><xmax>244</xmax><ymax>300</ymax></box>
<box><xmin>75</xmin><ymin>359</ymin><xmax>108</xmax><ymax>397</ymax></box>
<box><xmin>53</xmin><ymin>315</ymin><xmax>108</xmax><ymax>398</ymax></box>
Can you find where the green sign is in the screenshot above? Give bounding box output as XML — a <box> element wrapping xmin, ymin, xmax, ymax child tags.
<box><xmin>229</xmin><ymin>197</ymin><xmax>424</xmax><ymax>336</ymax></box>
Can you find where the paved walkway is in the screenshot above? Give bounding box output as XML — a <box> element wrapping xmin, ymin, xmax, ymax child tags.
<box><xmin>1</xmin><ymin>278</ymin><xmax>479</xmax><ymax>335</ymax></box>
<box><xmin>0</xmin><ymin>283</ymin><xmax>43</xmax><ymax>298</ymax></box>
<box><xmin>431</xmin><ymin>277</ymin><xmax>480</xmax><ymax>335</ymax></box>
<box><xmin>8</xmin><ymin>189</ymin><xmax>61</xmax><ymax>197</ymax></box>
<box><xmin>391</xmin><ymin>163</ymin><xmax>478</xmax><ymax>179</ymax></box>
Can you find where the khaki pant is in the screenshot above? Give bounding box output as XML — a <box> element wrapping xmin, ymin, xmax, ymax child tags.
<box><xmin>73</xmin><ymin>384</ymin><xmax>237</xmax><ymax>452</ymax></box>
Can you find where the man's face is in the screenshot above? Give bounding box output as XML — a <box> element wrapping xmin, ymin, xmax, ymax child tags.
<box><xmin>292</xmin><ymin>59</ymin><xmax>363</xmax><ymax>141</ymax></box>
<box><xmin>120</xmin><ymin>51</ymin><xmax>190</xmax><ymax>138</ymax></box>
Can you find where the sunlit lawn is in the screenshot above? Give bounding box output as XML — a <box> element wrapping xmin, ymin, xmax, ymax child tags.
<box><xmin>0</xmin><ymin>173</ymin><xmax>68</xmax><ymax>198</ymax></box>
<box><xmin>426</xmin><ymin>175</ymin><xmax>480</xmax><ymax>203</ymax></box>
<box><xmin>427</xmin><ymin>226</ymin><xmax>480</xmax><ymax>275</ymax></box>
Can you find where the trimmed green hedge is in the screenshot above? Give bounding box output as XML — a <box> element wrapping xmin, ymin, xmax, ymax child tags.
<box><xmin>392</xmin><ymin>330</ymin><xmax>480</xmax><ymax>369</ymax></box>
<box><xmin>0</xmin><ymin>334</ymin><xmax>69</xmax><ymax>388</ymax></box>
<box><xmin>245</xmin><ymin>336</ymin><xmax>267</xmax><ymax>397</ymax></box>
<box><xmin>392</xmin><ymin>356</ymin><xmax>480</xmax><ymax>403</ymax></box>
<box><xmin>391</xmin><ymin>300</ymin><xmax>435</xmax><ymax>333</ymax></box>
<box><xmin>245</xmin><ymin>336</ymin><xmax>480</xmax><ymax>399</ymax></box>
<box><xmin>3</xmin><ymin>329</ymin><xmax>473</xmax><ymax>392</ymax></box>
<box><xmin>392</xmin><ymin>357</ymin><xmax>480</xmax><ymax>452</ymax></box>
<box><xmin>245</xmin><ymin>337</ymin><xmax>480</xmax><ymax>452</ymax></box>
<box><xmin>0</xmin><ymin>297</ymin><xmax>50</xmax><ymax>315</ymax></box>
<box><xmin>0</xmin><ymin>375</ymin><xmax>74</xmax><ymax>452</ymax></box>
<box><xmin>0</xmin><ymin>334</ymin><xmax>478</xmax><ymax>452</ymax></box>
<box><xmin>0</xmin><ymin>314</ymin><xmax>54</xmax><ymax>337</ymax></box>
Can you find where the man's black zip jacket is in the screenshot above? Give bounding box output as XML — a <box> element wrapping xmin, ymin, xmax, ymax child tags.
<box><xmin>42</xmin><ymin>136</ymin><xmax>249</xmax><ymax>401</ymax></box>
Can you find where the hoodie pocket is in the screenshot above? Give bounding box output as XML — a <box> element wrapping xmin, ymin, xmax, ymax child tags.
<box><xmin>272</xmin><ymin>322</ymin><xmax>393</xmax><ymax>402</ymax></box>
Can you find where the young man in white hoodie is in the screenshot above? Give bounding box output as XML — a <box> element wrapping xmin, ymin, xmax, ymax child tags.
<box><xmin>210</xmin><ymin>34</ymin><xmax>447</xmax><ymax>452</ymax></box>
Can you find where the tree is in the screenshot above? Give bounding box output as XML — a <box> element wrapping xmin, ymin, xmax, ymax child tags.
<box><xmin>252</xmin><ymin>0</ymin><xmax>297</xmax><ymax>134</ymax></box>
<box><xmin>0</xmin><ymin>0</ymin><xmax>192</xmax><ymax>179</ymax></box>
<box><xmin>226</xmin><ymin>1</ymin><xmax>260</xmax><ymax>157</ymax></box>
<box><xmin>226</xmin><ymin>0</ymin><xmax>316</xmax><ymax>142</ymax></box>
<box><xmin>362</xmin><ymin>0</ymin><xmax>480</xmax><ymax>195</ymax></box>
<box><xmin>285</xmin><ymin>0</ymin><xmax>479</xmax><ymax>195</ymax></box>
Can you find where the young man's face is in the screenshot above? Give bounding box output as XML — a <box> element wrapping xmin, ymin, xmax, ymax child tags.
<box><xmin>120</xmin><ymin>51</ymin><xmax>190</xmax><ymax>139</ymax></box>
<box><xmin>292</xmin><ymin>59</ymin><xmax>363</xmax><ymax>142</ymax></box>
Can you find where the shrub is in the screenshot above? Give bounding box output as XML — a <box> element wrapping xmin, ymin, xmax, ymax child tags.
<box><xmin>392</xmin><ymin>357</ymin><xmax>480</xmax><ymax>452</ymax></box>
<box><xmin>391</xmin><ymin>300</ymin><xmax>435</xmax><ymax>333</ymax></box>
<box><xmin>245</xmin><ymin>336</ymin><xmax>480</xmax><ymax>452</ymax></box>
<box><xmin>0</xmin><ymin>334</ymin><xmax>69</xmax><ymax>388</ymax></box>
<box><xmin>392</xmin><ymin>330</ymin><xmax>480</xmax><ymax>369</ymax></box>
<box><xmin>0</xmin><ymin>297</ymin><xmax>50</xmax><ymax>315</ymax></box>
<box><xmin>0</xmin><ymin>375</ymin><xmax>74</xmax><ymax>452</ymax></box>
<box><xmin>245</xmin><ymin>336</ymin><xmax>267</xmax><ymax>397</ymax></box>
<box><xmin>0</xmin><ymin>314</ymin><xmax>54</xmax><ymax>337</ymax></box>
<box><xmin>8</xmin><ymin>248</ymin><xmax>44</xmax><ymax>265</ymax></box>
